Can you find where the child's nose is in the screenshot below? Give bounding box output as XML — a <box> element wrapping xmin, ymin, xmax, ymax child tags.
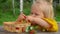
<box><xmin>32</xmin><ymin>14</ymin><xmax>36</xmax><ymax>17</ymax></box>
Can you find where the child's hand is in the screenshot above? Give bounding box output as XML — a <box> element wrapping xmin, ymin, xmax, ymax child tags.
<box><xmin>15</xmin><ymin>13</ymin><xmax>26</xmax><ymax>22</ymax></box>
<box><xmin>26</xmin><ymin>16</ymin><xmax>34</xmax><ymax>22</ymax></box>
<box><xmin>19</xmin><ymin>13</ymin><xmax>26</xmax><ymax>20</ymax></box>
<box><xmin>26</xmin><ymin>16</ymin><xmax>36</xmax><ymax>25</ymax></box>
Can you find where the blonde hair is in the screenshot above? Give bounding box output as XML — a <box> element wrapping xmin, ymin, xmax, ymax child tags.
<box><xmin>31</xmin><ymin>0</ymin><xmax>54</xmax><ymax>19</ymax></box>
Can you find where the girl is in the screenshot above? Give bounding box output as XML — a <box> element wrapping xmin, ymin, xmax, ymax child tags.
<box><xmin>15</xmin><ymin>0</ymin><xmax>58</xmax><ymax>32</ymax></box>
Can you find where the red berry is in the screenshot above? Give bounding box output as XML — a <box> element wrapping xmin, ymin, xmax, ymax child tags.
<box><xmin>28</xmin><ymin>20</ymin><xmax>30</xmax><ymax>22</ymax></box>
<box><xmin>19</xmin><ymin>20</ymin><xmax>22</xmax><ymax>22</ymax></box>
<box><xmin>24</xmin><ymin>16</ymin><xmax>26</xmax><ymax>19</ymax></box>
<box><xmin>10</xmin><ymin>27</ymin><xmax>12</xmax><ymax>30</ymax></box>
<box><xmin>16</xmin><ymin>27</ymin><xmax>19</xmax><ymax>30</ymax></box>
<box><xmin>29</xmin><ymin>30</ymin><xmax>35</xmax><ymax>34</ymax></box>
<box><xmin>22</xmin><ymin>27</ymin><xmax>25</xmax><ymax>32</ymax></box>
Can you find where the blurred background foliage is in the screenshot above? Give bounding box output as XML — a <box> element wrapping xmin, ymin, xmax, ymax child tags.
<box><xmin>0</xmin><ymin>0</ymin><xmax>60</xmax><ymax>25</ymax></box>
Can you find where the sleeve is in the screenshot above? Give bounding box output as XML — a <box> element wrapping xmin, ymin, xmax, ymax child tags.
<box><xmin>43</xmin><ymin>18</ymin><xmax>58</xmax><ymax>32</ymax></box>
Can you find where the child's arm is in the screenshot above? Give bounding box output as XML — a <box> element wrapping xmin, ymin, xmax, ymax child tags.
<box><xmin>26</xmin><ymin>16</ymin><xmax>51</xmax><ymax>29</ymax></box>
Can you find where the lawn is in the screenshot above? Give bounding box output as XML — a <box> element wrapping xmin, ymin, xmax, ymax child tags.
<box><xmin>0</xmin><ymin>8</ymin><xmax>31</xmax><ymax>25</ymax></box>
<box><xmin>0</xmin><ymin>8</ymin><xmax>60</xmax><ymax>25</ymax></box>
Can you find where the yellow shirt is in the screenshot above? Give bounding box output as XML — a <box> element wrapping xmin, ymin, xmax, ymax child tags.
<box><xmin>43</xmin><ymin>18</ymin><xmax>58</xmax><ymax>32</ymax></box>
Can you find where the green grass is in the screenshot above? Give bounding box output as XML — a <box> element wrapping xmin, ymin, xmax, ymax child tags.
<box><xmin>55</xmin><ymin>16</ymin><xmax>60</xmax><ymax>22</ymax></box>
<box><xmin>55</xmin><ymin>5</ymin><xmax>60</xmax><ymax>22</ymax></box>
<box><xmin>0</xmin><ymin>8</ymin><xmax>31</xmax><ymax>25</ymax></box>
<box><xmin>0</xmin><ymin>11</ymin><xmax>18</xmax><ymax>25</ymax></box>
<box><xmin>0</xmin><ymin>9</ymin><xmax>19</xmax><ymax>25</ymax></box>
<box><xmin>0</xmin><ymin>7</ymin><xmax>60</xmax><ymax>25</ymax></box>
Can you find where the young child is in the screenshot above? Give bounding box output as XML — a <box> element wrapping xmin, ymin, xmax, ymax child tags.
<box><xmin>15</xmin><ymin>0</ymin><xmax>58</xmax><ymax>32</ymax></box>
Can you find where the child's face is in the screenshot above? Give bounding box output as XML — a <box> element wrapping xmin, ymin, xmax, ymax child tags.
<box><xmin>31</xmin><ymin>11</ymin><xmax>44</xmax><ymax>18</ymax></box>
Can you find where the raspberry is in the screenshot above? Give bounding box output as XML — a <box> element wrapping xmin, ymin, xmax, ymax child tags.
<box><xmin>16</xmin><ymin>27</ymin><xmax>19</xmax><ymax>30</ymax></box>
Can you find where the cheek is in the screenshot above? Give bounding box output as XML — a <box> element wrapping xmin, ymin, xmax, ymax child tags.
<box><xmin>35</xmin><ymin>16</ymin><xmax>43</xmax><ymax>18</ymax></box>
<box><xmin>31</xmin><ymin>15</ymin><xmax>36</xmax><ymax>17</ymax></box>
<box><xmin>35</xmin><ymin>16</ymin><xmax>40</xmax><ymax>18</ymax></box>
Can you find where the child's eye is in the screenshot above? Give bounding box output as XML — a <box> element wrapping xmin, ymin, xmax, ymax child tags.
<box><xmin>35</xmin><ymin>13</ymin><xmax>39</xmax><ymax>15</ymax></box>
<box><xmin>31</xmin><ymin>13</ymin><xmax>33</xmax><ymax>14</ymax></box>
